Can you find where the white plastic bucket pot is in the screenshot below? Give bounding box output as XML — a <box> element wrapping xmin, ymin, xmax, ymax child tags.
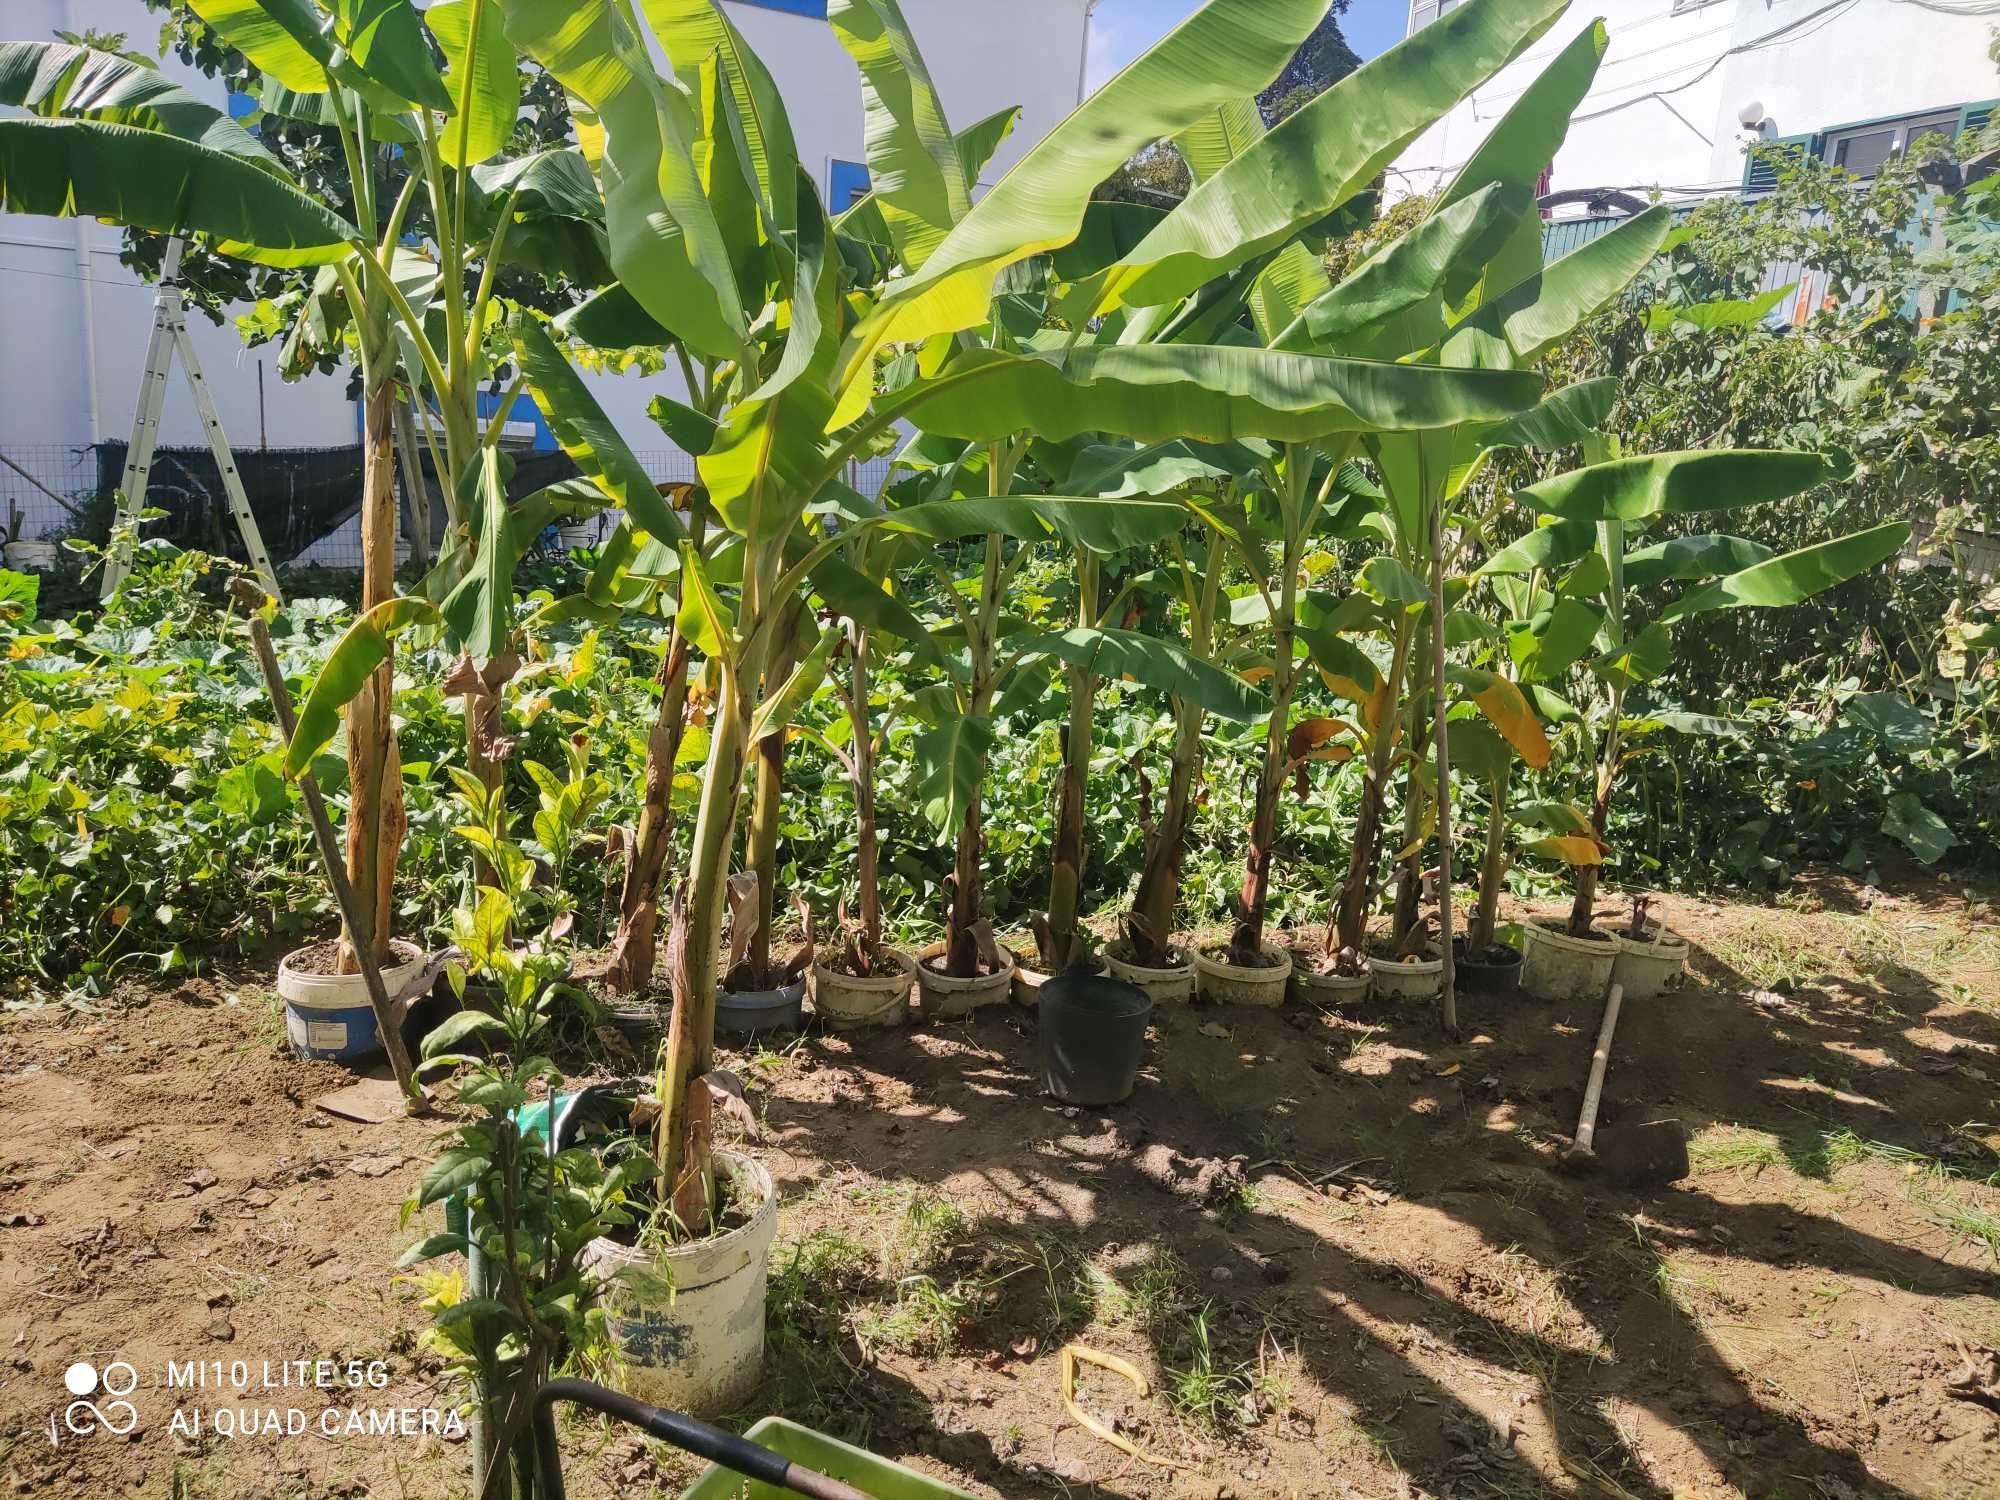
<box><xmin>1012</xmin><ymin>962</ymin><xmax>1054</xmax><ymax>1008</ymax></box>
<box><xmin>3</xmin><ymin>539</ymin><xmax>59</xmax><ymax>571</ymax></box>
<box><xmin>1367</xmin><ymin>948</ymin><xmax>1442</xmax><ymax>1002</ymax></box>
<box><xmin>276</xmin><ymin>940</ymin><xmax>424</xmax><ymax>1062</ymax></box>
<box><xmin>1103</xmin><ymin>942</ymin><xmax>1196</xmax><ymax>1003</ymax></box>
<box><xmin>810</xmin><ymin>949</ymin><xmax>915</xmax><ymax>1029</ymax></box>
<box><xmin>915</xmin><ymin>941</ymin><xmax>1015</xmax><ymax>1020</ymax></box>
<box><xmin>1520</xmin><ymin>922</ymin><xmax>1617</xmax><ymax>1002</ymax></box>
<box><xmin>1612</xmin><ymin>928</ymin><xmax>1689</xmax><ymax>1001</ymax></box>
<box><xmin>1293</xmin><ymin>965</ymin><xmax>1373</xmax><ymax>1007</ymax></box>
<box><xmin>1192</xmin><ymin>942</ymin><xmax>1293</xmax><ymax>1006</ymax></box>
<box><xmin>585</xmin><ymin>1151</ymin><xmax>777</xmax><ymax>1416</ymax></box>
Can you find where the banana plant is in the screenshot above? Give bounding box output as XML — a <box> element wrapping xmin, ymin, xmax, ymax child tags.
<box><xmin>791</xmin><ymin>526</ymin><xmax>943</xmax><ymax>972</ymax></box>
<box><xmin>1481</xmin><ymin>443</ymin><xmax>1913</xmax><ymax>934</ymax></box>
<box><xmin>1190</xmin><ymin>14</ymin><xmax>1648</xmax><ymax>1029</ymax></box>
<box><xmin>0</xmin><ymin>12</ymin><xmax>599</xmax><ymax>971</ymax></box>
<box><xmin>984</xmin><ymin>0</ymin><xmax>1580</xmax><ymax>970</ymax></box>
<box><xmin>493</xmin><ymin>0</ymin><xmax>1562</xmax><ymax>1216</ymax></box>
<box><xmin>1053</xmin><ymin>445</ymin><xmax>1257</xmax><ymax>968</ymax></box>
<box><xmin>506</xmin><ymin>303</ymin><xmax>714</xmax><ymax>995</ymax></box>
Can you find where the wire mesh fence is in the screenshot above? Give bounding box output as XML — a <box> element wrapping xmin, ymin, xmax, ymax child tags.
<box><xmin>0</xmin><ymin>439</ymin><xmax>896</xmax><ymax>573</ymax></box>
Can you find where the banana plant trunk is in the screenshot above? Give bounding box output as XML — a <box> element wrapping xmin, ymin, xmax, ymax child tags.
<box><xmin>657</xmin><ymin>658</ymin><xmax>750</xmax><ymax>1225</ymax></box>
<box><xmin>1467</xmin><ymin>764</ymin><xmax>1512</xmax><ymax>954</ymax></box>
<box><xmin>1044</xmin><ymin>549</ymin><xmax>1100</xmax><ymax>972</ymax></box>
<box><xmin>1390</xmin><ymin>699</ymin><xmax>1431</xmax><ymax>947</ymax></box>
<box><xmin>745</xmin><ymin>612</ymin><xmax>806</xmax><ymax>982</ymax></box>
<box><xmin>604</xmin><ymin>633</ymin><xmax>693</xmax><ymax>994</ymax></box>
<box><xmin>1130</xmin><ymin>698</ymin><xmax>1203</xmax><ymax>966</ymax></box>
<box><xmin>1232</xmin><ymin>566</ymin><xmax>1298</xmax><ymax>960</ymax></box>
<box><xmin>944</xmin><ymin>533</ymin><xmax>1004</xmax><ymax>978</ymax></box>
<box><xmin>1428</xmin><ymin>504</ymin><xmax>1457</xmax><ymax>1038</ymax></box>
<box><xmin>846</xmin><ymin>629</ymin><xmax>882</xmax><ymax>949</ymax></box>
<box><xmin>1567</xmin><ymin>683</ymin><xmax>1625</xmax><ymax>937</ymax></box>
<box><xmin>338</xmin><ymin>381</ymin><xmax>406</xmax><ymax>972</ymax></box>
<box><xmin>1330</xmin><ymin>615</ymin><xmax>1414</xmax><ymax>956</ymax></box>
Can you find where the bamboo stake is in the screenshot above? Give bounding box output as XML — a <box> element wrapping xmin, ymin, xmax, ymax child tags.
<box><xmin>230</xmin><ymin>580</ymin><xmax>427</xmax><ymax>1113</ymax></box>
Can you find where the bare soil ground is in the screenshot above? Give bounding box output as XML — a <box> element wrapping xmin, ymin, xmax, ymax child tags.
<box><xmin>3</xmin><ymin>873</ymin><xmax>1998</xmax><ymax>1499</ymax></box>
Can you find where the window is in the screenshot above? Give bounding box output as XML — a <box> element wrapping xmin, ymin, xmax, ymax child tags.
<box><xmin>829</xmin><ymin>159</ymin><xmax>871</xmax><ymax>213</ymax></box>
<box><xmin>1744</xmin><ymin>101</ymin><xmax>2000</xmax><ymax>191</ymax></box>
<box><xmin>1824</xmin><ymin>110</ymin><xmax>1959</xmax><ymax>179</ymax></box>
<box><xmin>729</xmin><ymin>0</ymin><xmax>827</xmax><ymax>16</ymax></box>
<box><xmin>1406</xmin><ymin>0</ymin><xmax>1460</xmax><ymax>34</ymax></box>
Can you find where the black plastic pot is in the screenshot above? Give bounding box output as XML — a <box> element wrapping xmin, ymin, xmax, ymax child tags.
<box><xmin>716</xmin><ymin>976</ymin><xmax>806</xmax><ymax>1036</ymax></box>
<box><xmin>1038</xmin><ymin>970</ymin><xmax>1153</xmax><ymax>1106</ymax></box>
<box><xmin>1453</xmin><ymin>938</ymin><xmax>1522</xmax><ymax>996</ymax></box>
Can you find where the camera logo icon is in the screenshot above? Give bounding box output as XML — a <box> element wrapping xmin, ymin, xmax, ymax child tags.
<box><xmin>50</xmin><ymin>1359</ymin><xmax>139</xmax><ymax>1447</ymax></box>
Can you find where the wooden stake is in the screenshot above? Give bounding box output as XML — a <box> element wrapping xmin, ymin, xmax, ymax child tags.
<box><xmin>231</xmin><ymin>580</ymin><xmax>427</xmax><ymax>1114</ymax></box>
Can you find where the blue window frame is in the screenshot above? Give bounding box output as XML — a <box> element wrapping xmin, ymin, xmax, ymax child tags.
<box><xmin>829</xmin><ymin>159</ymin><xmax>872</xmax><ymax>213</ymax></box>
<box><xmin>732</xmin><ymin>0</ymin><xmax>828</xmax><ymax>16</ymax></box>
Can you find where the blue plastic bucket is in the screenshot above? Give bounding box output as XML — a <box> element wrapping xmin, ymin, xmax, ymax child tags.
<box><xmin>276</xmin><ymin>942</ymin><xmax>425</xmax><ymax>1063</ymax></box>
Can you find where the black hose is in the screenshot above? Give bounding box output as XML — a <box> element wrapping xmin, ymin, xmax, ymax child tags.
<box><xmin>530</xmin><ymin>1379</ymin><xmax>870</xmax><ymax>1500</ymax></box>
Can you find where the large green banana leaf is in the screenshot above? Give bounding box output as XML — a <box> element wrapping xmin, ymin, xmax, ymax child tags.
<box><xmin>830</xmin><ymin>0</ymin><xmax>1327</xmax><ymax>425</ymax></box>
<box><xmin>471</xmin><ymin>147</ymin><xmax>602</xmax><ymax>220</ymax></box>
<box><xmin>1013</xmin><ymin>627</ymin><xmax>1265</xmax><ymax>721</ymax></box>
<box><xmin>1621</xmin><ymin>534</ymin><xmax>1774</xmax><ymax>587</ymax></box>
<box><xmin>0</xmin><ymin>117</ymin><xmax>355</xmax><ymax>266</ymax></box>
<box><xmin>807</xmin><ymin>555</ymin><xmax>947</xmax><ymax>671</ymax></box>
<box><xmin>1444</xmin><ymin>206</ymin><xmax>1670</xmax><ymax>369</ymax></box>
<box><xmin>187</xmin><ymin>0</ymin><xmax>341</xmax><ymax>94</ymax></box>
<box><xmin>428</xmin><ymin>0</ymin><xmax>518</xmax><ymax>167</ymax></box>
<box><xmin>700</xmin><ymin>174</ymin><xmax>841</xmax><ymax>536</ymax></box>
<box><xmin>1520</xmin><ymin>449</ymin><xmax>1834</xmax><ymax>522</ymax></box>
<box><xmin>283</xmin><ymin>597</ymin><xmax>442</xmax><ymax>778</ymax></box>
<box><xmin>1156</xmin><ymin>94</ymin><xmax>1329</xmax><ymax>343</ymax></box>
<box><xmin>1435</xmin><ymin>20</ymin><xmax>1608</xmax><ymax>300</ymax></box>
<box><xmin>889</xmin><ymin>345</ymin><xmax>1543</xmax><ymax>445</ymax></box>
<box><xmin>439</xmin><ymin>449</ymin><xmax>518</xmax><ymax>662</ymax></box>
<box><xmin>334</xmin><ymin>0</ymin><xmax>451</xmax><ymax>113</ymax></box>
<box><xmin>510</xmin><ymin>310</ymin><xmax>686</xmax><ymax>544</ymax></box>
<box><xmin>189</xmin><ymin>0</ymin><xmax>446</xmax><ymax>113</ymax></box>
<box><xmin>0</xmin><ymin>42</ymin><xmax>282</xmax><ymax>170</ymax></box>
<box><xmin>834</xmin><ymin>104</ymin><xmax>1019</xmax><ymax>246</ymax></box>
<box><xmin>1084</xmin><ymin>0</ymin><xmax>1569</xmax><ymax>316</ymax></box>
<box><xmin>1660</xmin><ymin>522</ymin><xmax>1911</xmax><ymax>621</ymax></box>
<box><xmin>914</xmin><ymin>714</ymin><xmax>995</xmax><ymax>834</ymax></box>
<box><xmin>955</xmin><ymin>105</ymin><xmax>1020</xmax><ymax>185</ymax></box>
<box><xmin>1467</xmin><ymin>377</ymin><xmax>1619</xmax><ymax>452</ymax></box>
<box><xmin>1271</xmin><ymin>183</ymin><xmax>1525</xmax><ymax>353</ymax></box>
<box><xmin>862</xmin><ymin>495</ymin><xmax>1189</xmax><ymax>552</ymax></box>
<box><xmin>497</xmin><ymin>0</ymin><xmax>752</xmax><ymax>363</ymax></box>
<box><xmin>1175</xmin><ymin>98</ymin><xmax>1266</xmax><ymax>184</ymax></box>
<box><xmin>643</xmin><ymin>0</ymin><xmax>800</xmax><ymax>232</ymax></box>
<box><xmin>830</xmin><ymin>0</ymin><xmax>968</xmax><ymax>271</ymax></box>
<box><xmin>1477</xmin><ymin>517</ymin><xmax>1595</xmax><ymax>576</ymax></box>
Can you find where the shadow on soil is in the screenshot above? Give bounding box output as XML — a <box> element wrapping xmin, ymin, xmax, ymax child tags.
<box><xmin>712</xmin><ymin>895</ymin><xmax>1997</xmax><ymax>1499</ymax></box>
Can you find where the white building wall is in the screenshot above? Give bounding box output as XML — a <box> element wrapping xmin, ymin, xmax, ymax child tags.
<box><xmin>1386</xmin><ymin>0</ymin><xmax>1998</xmax><ymax>213</ymax></box>
<box><xmin>0</xmin><ymin>0</ymin><xmax>1091</xmax><ymax>544</ymax></box>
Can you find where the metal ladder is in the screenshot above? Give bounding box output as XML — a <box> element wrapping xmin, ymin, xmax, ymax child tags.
<box><xmin>101</xmin><ymin>237</ymin><xmax>282</xmax><ymax>601</ymax></box>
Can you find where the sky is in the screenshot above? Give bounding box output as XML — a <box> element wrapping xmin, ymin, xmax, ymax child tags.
<box><xmin>1085</xmin><ymin>0</ymin><xmax>1410</xmax><ymax>93</ymax></box>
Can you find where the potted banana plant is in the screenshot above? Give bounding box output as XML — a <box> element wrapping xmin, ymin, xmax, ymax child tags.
<box><xmin>1481</xmin><ymin>447</ymin><xmax>1912</xmax><ymax>999</ymax></box>
<box><xmin>0</xmin><ymin>15</ymin><xmax>606</xmax><ymax>1026</ymax></box>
